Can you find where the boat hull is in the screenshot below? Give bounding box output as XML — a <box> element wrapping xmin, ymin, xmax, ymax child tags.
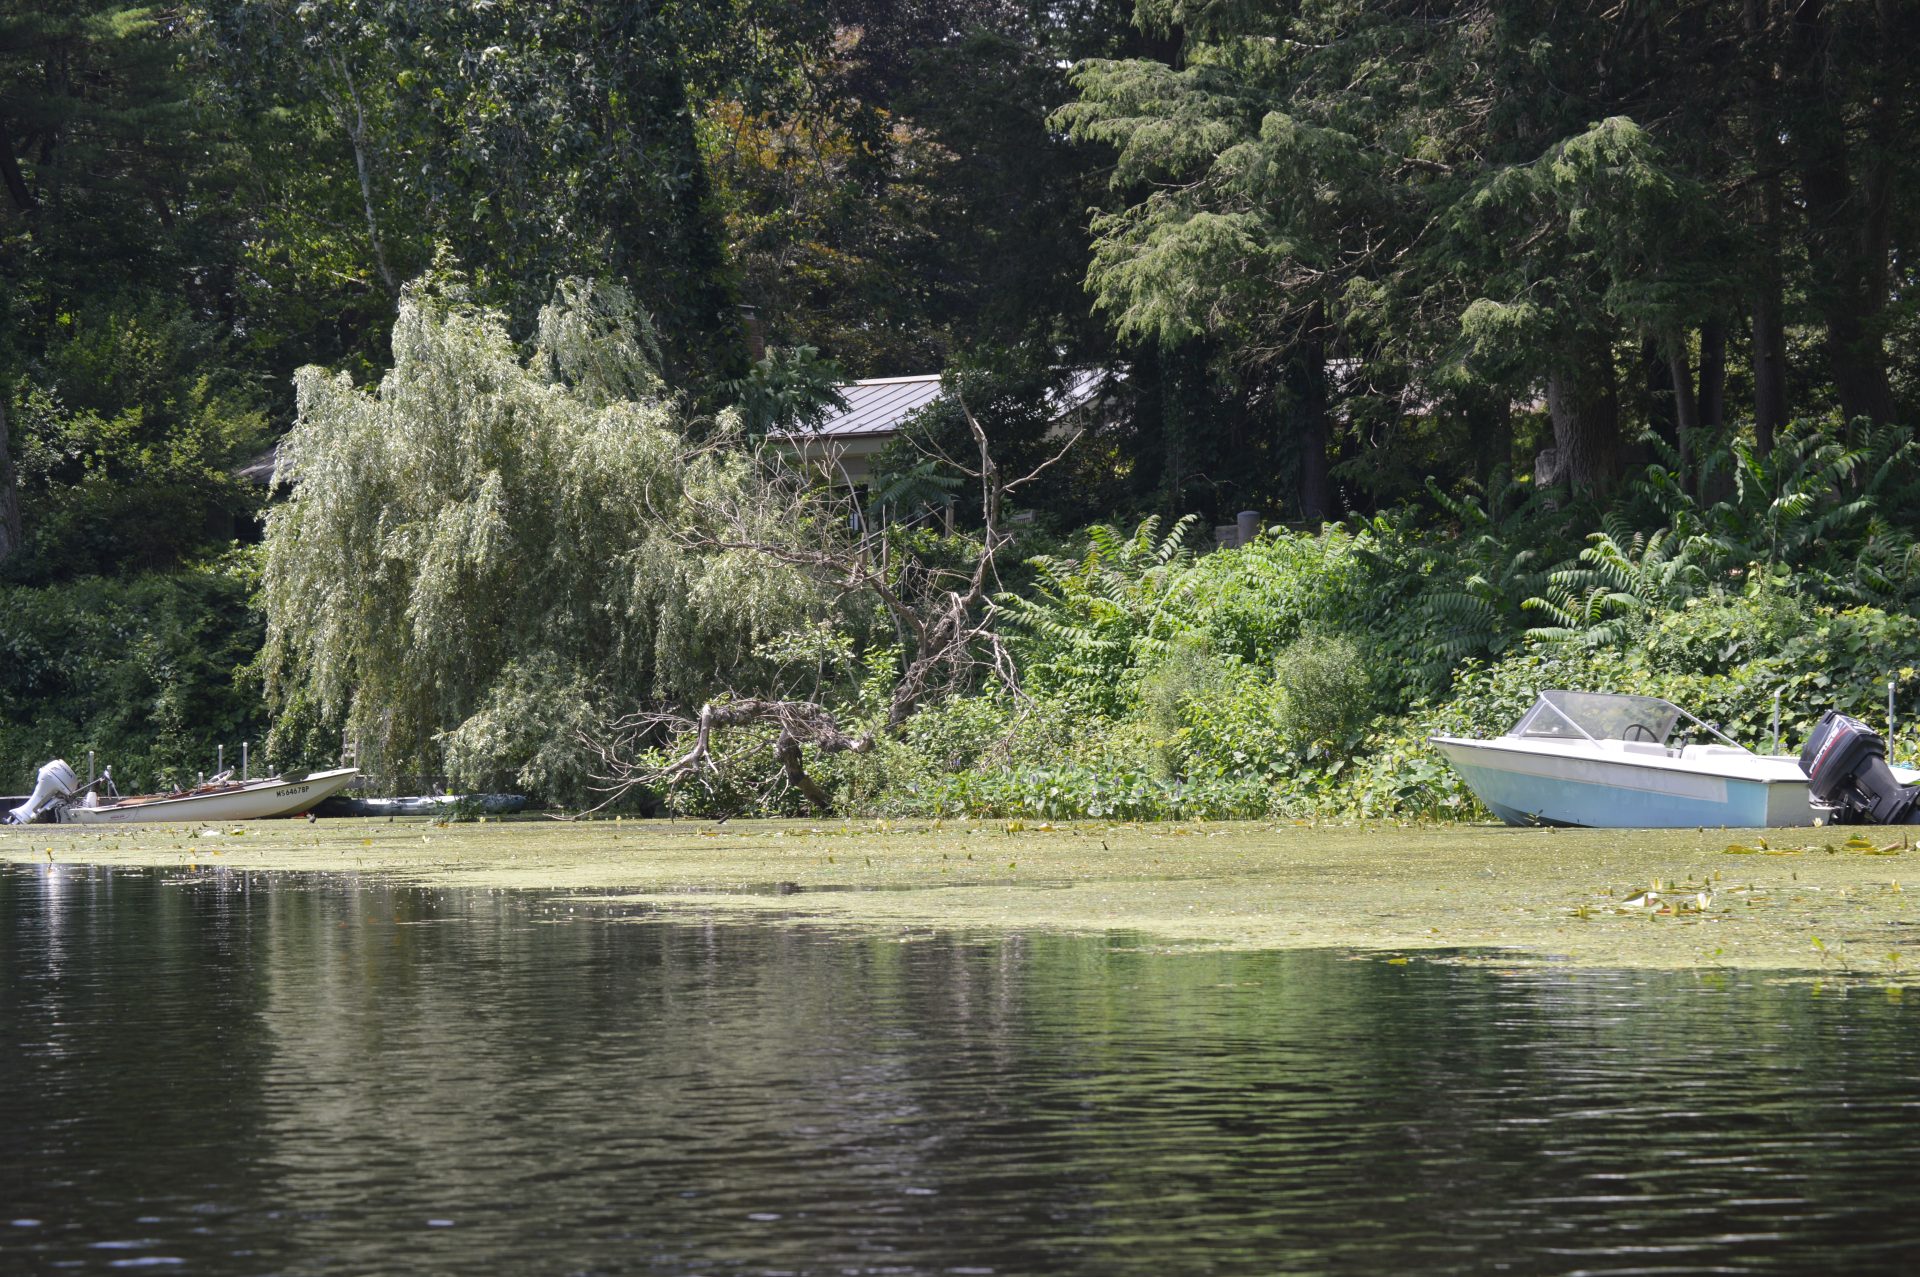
<box><xmin>63</xmin><ymin>768</ymin><xmax>361</xmax><ymax>824</ymax></box>
<box><xmin>1431</xmin><ymin>738</ymin><xmax>1815</xmax><ymax>828</ymax></box>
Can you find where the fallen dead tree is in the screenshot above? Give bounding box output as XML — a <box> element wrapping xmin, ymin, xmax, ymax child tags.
<box><xmin>581</xmin><ymin>399</ymin><xmax>1077</xmax><ymax>815</ymax></box>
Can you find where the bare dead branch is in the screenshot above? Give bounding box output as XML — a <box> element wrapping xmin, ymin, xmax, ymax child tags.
<box><xmin>586</xmin><ymin>404</ymin><xmax>1076</xmax><ymax>814</ymax></box>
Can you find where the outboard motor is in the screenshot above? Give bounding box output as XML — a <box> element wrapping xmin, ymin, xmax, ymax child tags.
<box><xmin>6</xmin><ymin>759</ymin><xmax>78</xmax><ymax>825</ymax></box>
<box><xmin>1799</xmin><ymin>711</ymin><xmax>1920</xmax><ymax>824</ymax></box>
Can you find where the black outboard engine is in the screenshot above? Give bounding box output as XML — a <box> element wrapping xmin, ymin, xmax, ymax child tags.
<box><xmin>1799</xmin><ymin>710</ymin><xmax>1920</xmax><ymax>824</ymax></box>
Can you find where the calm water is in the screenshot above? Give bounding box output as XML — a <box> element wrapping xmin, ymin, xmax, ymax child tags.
<box><xmin>4</xmin><ymin>865</ymin><xmax>1920</xmax><ymax>1275</ymax></box>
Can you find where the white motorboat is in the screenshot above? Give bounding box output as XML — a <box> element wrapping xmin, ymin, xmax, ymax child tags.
<box><xmin>6</xmin><ymin>760</ymin><xmax>360</xmax><ymax>825</ymax></box>
<box><xmin>1431</xmin><ymin>691</ymin><xmax>1818</xmax><ymax>828</ymax></box>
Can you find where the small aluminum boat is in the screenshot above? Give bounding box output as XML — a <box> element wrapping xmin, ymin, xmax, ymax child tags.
<box><xmin>1432</xmin><ymin>691</ymin><xmax>1815</xmax><ymax>828</ymax></box>
<box><xmin>7</xmin><ymin>761</ymin><xmax>359</xmax><ymax>825</ymax></box>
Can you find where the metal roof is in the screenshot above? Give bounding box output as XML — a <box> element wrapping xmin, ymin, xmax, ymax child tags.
<box><xmin>800</xmin><ymin>369</ymin><xmax>1114</xmax><ymax>439</ymax></box>
<box><xmin>808</xmin><ymin>374</ymin><xmax>946</xmax><ymax>438</ymax></box>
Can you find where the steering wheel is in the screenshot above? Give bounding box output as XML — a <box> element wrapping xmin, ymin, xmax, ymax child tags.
<box><xmin>1623</xmin><ymin>722</ymin><xmax>1660</xmax><ymax>743</ymax></box>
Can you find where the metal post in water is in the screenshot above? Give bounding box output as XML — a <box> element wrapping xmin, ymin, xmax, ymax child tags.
<box><xmin>242</xmin><ymin>741</ymin><xmax>249</xmax><ymax>781</ymax></box>
<box><xmin>1772</xmin><ymin>689</ymin><xmax>1782</xmax><ymax>755</ymax></box>
<box><xmin>218</xmin><ymin>744</ymin><xmax>224</xmax><ymax>776</ymax></box>
<box><xmin>88</xmin><ymin>750</ymin><xmax>95</xmax><ymax>786</ymax></box>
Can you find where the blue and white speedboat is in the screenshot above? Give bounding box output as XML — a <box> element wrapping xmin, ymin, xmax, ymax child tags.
<box><xmin>1431</xmin><ymin>691</ymin><xmax>1815</xmax><ymax>828</ymax></box>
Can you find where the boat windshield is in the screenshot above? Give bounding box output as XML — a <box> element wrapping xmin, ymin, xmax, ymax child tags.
<box><xmin>1507</xmin><ymin>691</ymin><xmax>1683</xmax><ymax>745</ymax></box>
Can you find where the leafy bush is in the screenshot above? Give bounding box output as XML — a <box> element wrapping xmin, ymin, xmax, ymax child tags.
<box><xmin>1158</xmin><ymin>658</ymin><xmax>1287</xmax><ymax>783</ymax></box>
<box><xmin>1625</xmin><ymin>418</ymin><xmax>1920</xmax><ymax>607</ymax></box>
<box><xmin>0</xmin><ymin>562</ymin><xmax>267</xmax><ymax>793</ymax></box>
<box><xmin>926</xmin><ymin>763</ymin><xmax>1273</xmax><ymax>821</ymax></box>
<box><xmin>1001</xmin><ymin>514</ymin><xmax>1199</xmax><ymax>717</ymax></box>
<box><xmin>1273</xmin><ymin>630</ymin><xmax>1373</xmax><ymax>746</ymax></box>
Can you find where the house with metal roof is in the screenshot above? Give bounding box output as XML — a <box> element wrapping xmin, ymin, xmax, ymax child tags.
<box><xmin>774</xmin><ymin>374</ymin><xmax>945</xmax><ymax>485</ymax></box>
<box><xmin>775</xmin><ymin>369</ymin><xmax>1111</xmax><ymax>485</ymax></box>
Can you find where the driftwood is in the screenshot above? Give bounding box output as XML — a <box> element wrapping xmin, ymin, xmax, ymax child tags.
<box><xmin>662</xmin><ymin>698</ymin><xmax>872</xmax><ymax>813</ymax></box>
<box><xmin>582</xmin><ymin>398</ymin><xmax>1077</xmax><ymax>815</ymax></box>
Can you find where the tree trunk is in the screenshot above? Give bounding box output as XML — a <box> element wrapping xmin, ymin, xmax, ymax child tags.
<box><xmin>1792</xmin><ymin>0</ymin><xmax>1896</xmax><ymax>427</ymax></box>
<box><xmin>1819</xmin><ymin>283</ymin><xmax>1895</xmax><ymax>429</ymax></box>
<box><xmin>1160</xmin><ymin>345</ymin><xmax>1193</xmax><ymax>519</ymax></box>
<box><xmin>1639</xmin><ymin>336</ymin><xmax>1676</xmax><ymax>464</ymax></box>
<box><xmin>606</xmin><ymin>14</ymin><xmax>744</xmax><ymax>385</ymax></box>
<box><xmin>1697</xmin><ymin>318</ymin><xmax>1727</xmax><ymax>433</ymax></box>
<box><xmin>327</xmin><ymin>55</ymin><xmax>398</xmax><ymax>295</ymax></box>
<box><xmin>0</xmin><ymin>393</ymin><xmax>19</xmax><ymax>566</ymax></box>
<box><xmin>0</xmin><ymin>117</ymin><xmax>34</xmax><ymax>212</ymax></box>
<box><xmin>772</xmin><ymin>732</ymin><xmax>834</xmax><ymax>813</ymax></box>
<box><xmin>1746</xmin><ymin>0</ymin><xmax>1789</xmax><ymax>456</ymax></box>
<box><xmin>1288</xmin><ymin>332</ymin><xmax>1332</xmax><ymax>524</ymax></box>
<box><xmin>1464</xmin><ymin>388</ymin><xmax>1513</xmax><ymax>494</ymax></box>
<box><xmin>1751</xmin><ymin>293</ymin><xmax>1788</xmax><ymax>457</ymax></box>
<box><xmin>1665</xmin><ymin>334</ymin><xmax>1700</xmax><ymax>492</ymax></box>
<box><xmin>1545</xmin><ymin>336</ymin><xmax>1621</xmax><ymax>495</ymax></box>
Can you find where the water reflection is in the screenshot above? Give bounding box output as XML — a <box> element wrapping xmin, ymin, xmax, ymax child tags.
<box><xmin>3</xmin><ymin>864</ymin><xmax>1919</xmax><ymax>1274</ymax></box>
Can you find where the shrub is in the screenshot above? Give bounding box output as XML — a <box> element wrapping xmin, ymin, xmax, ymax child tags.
<box><xmin>1273</xmin><ymin>630</ymin><xmax>1373</xmax><ymax>747</ymax></box>
<box><xmin>926</xmin><ymin>763</ymin><xmax>1273</xmax><ymax>821</ymax></box>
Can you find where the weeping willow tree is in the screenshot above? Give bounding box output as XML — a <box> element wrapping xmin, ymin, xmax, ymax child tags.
<box><xmin>260</xmin><ymin>276</ymin><xmax>825</xmax><ymax>802</ymax></box>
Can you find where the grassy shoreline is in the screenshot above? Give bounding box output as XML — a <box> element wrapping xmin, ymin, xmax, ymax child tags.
<box><xmin>4</xmin><ymin>817</ymin><xmax>1915</xmax><ymax>979</ymax></box>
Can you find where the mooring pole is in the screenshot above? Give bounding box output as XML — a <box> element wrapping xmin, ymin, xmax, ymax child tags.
<box><xmin>88</xmin><ymin>750</ymin><xmax>95</xmax><ymax>786</ymax></box>
<box><xmin>218</xmin><ymin>744</ymin><xmax>224</xmax><ymax>776</ymax></box>
<box><xmin>242</xmin><ymin>741</ymin><xmax>249</xmax><ymax>781</ymax></box>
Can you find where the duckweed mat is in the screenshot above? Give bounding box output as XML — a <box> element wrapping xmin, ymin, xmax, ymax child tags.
<box><xmin>5</xmin><ymin>817</ymin><xmax>1915</xmax><ymax>978</ymax></box>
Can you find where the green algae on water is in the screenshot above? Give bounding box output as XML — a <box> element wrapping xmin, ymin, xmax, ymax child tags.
<box><xmin>3</xmin><ymin>817</ymin><xmax>1915</xmax><ymax>978</ymax></box>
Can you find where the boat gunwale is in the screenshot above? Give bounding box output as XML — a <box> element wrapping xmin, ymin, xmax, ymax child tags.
<box><xmin>1428</xmin><ymin>733</ymin><xmax>1808</xmax><ymax>786</ymax></box>
<box><xmin>74</xmin><ymin>767</ymin><xmax>361</xmax><ymax>818</ymax></box>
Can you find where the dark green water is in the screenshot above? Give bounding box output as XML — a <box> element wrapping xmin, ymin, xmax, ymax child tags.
<box><xmin>5</xmin><ymin>864</ymin><xmax>1920</xmax><ymax>1275</ymax></box>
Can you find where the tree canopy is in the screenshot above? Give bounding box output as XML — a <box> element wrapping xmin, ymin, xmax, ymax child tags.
<box><xmin>260</xmin><ymin>277</ymin><xmax>825</xmax><ymax>798</ymax></box>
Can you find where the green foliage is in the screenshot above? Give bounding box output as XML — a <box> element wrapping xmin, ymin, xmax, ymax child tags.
<box><xmin>1000</xmin><ymin>514</ymin><xmax>1200</xmax><ymax>717</ymax></box>
<box><xmin>1394</xmin><ymin>476</ymin><xmax>1566</xmax><ymax>687</ymax></box>
<box><xmin>1273</xmin><ymin>630</ymin><xmax>1374</xmax><ymax>748</ymax></box>
<box><xmin>0</xmin><ymin>563</ymin><xmax>266</xmax><ymax>794</ymax></box>
<box><xmin>259</xmin><ymin>276</ymin><xmax>826</xmax><ymax>801</ymax></box>
<box><xmin>1156</xmin><ymin>656</ymin><xmax>1286</xmax><ymax>783</ymax></box>
<box><xmin>193</xmin><ymin>0</ymin><xmax>784</xmax><ymax>377</ymax></box>
<box><xmin>1522</xmin><ymin>521</ymin><xmax>1709</xmax><ymax>648</ymax></box>
<box><xmin>724</xmin><ymin>346</ymin><xmax>849</xmax><ymax>436</ymax></box>
<box><xmin>5</xmin><ymin>303</ymin><xmax>267</xmax><ymax>582</ymax></box>
<box><xmin>927</xmin><ymin>763</ymin><xmax>1273</xmax><ymax>822</ymax></box>
<box><xmin>1645</xmin><ymin>420</ymin><xmax>1920</xmax><ymax>606</ymax></box>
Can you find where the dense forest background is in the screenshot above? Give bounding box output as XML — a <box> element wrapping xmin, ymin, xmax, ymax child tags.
<box><xmin>3</xmin><ymin>1</ymin><xmax>1919</xmax><ymax>817</ymax></box>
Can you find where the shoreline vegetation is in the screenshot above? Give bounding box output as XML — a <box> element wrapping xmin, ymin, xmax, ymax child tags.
<box><xmin>8</xmin><ymin>9</ymin><xmax>1920</xmax><ymax>832</ymax></box>
<box><xmin>5</xmin><ymin>818</ymin><xmax>1914</xmax><ymax>982</ymax></box>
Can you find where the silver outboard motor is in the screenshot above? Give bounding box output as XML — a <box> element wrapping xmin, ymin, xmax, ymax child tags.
<box><xmin>7</xmin><ymin>758</ymin><xmax>79</xmax><ymax>825</ymax></box>
<box><xmin>1799</xmin><ymin>711</ymin><xmax>1920</xmax><ymax>824</ymax></box>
